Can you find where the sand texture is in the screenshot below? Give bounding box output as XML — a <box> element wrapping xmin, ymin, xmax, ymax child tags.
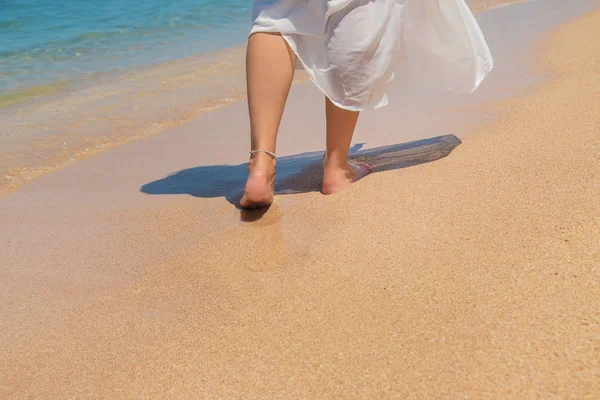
<box><xmin>1</xmin><ymin>3</ymin><xmax>599</xmax><ymax>399</ymax></box>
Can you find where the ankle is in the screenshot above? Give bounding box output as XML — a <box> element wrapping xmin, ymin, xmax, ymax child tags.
<box><xmin>249</xmin><ymin>152</ymin><xmax>276</xmax><ymax>173</ymax></box>
<box><xmin>323</xmin><ymin>152</ymin><xmax>348</xmax><ymax>170</ymax></box>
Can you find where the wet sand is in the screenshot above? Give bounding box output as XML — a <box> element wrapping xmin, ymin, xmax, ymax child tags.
<box><xmin>1</xmin><ymin>1</ymin><xmax>599</xmax><ymax>398</ymax></box>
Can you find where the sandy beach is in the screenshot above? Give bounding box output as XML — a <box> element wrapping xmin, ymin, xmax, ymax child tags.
<box><xmin>1</xmin><ymin>0</ymin><xmax>599</xmax><ymax>398</ymax></box>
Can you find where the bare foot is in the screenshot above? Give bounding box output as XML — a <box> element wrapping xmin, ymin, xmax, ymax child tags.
<box><xmin>240</xmin><ymin>153</ymin><xmax>276</xmax><ymax>209</ymax></box>
<box><xmin>322</xmin><ymin>160</ymin><xmax>372</xmax><ymax>195</ymax></box>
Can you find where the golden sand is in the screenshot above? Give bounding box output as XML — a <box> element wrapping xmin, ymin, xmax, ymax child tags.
<box><xmin>1</xmin><ymin>5</ymin><xmax>599</xmax><ymax>399</ymax></box>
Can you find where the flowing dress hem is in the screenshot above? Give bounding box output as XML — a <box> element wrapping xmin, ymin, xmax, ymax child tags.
<box><xmin>280</xmin><ymin>34</ymin><xmax>388</xmax><ymax>112</ymax></box>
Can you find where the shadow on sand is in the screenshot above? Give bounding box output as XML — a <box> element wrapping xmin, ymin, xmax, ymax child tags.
<box><xmin>141</xmin><ymin>134</ymin><xmax>462</xmax><ymax>211</ymax></box>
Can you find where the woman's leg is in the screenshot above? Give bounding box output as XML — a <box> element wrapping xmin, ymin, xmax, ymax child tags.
<box><xmin>240</xmin><ymin>32</ymin><xmax>297</xmax><ymax>209</ymax></box>
<box><xmin>322</xmin><ymin>97</ymin><xmax>372</xmax><ymax>195</ymax></box>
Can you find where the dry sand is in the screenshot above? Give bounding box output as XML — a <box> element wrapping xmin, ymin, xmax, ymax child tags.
<box><xmin>1</xmin><ymin>3</ymin><xmax>599</xmax><ymax>399</ymax></box>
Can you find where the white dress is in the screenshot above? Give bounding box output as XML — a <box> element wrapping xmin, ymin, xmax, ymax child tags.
<box><xmin>250</xmin><ymin>0</ymin><xmax>494</xmax><ymax>111</ymax></box>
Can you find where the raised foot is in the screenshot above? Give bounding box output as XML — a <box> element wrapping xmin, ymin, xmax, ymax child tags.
<box><xmin>321</xmin><ymin>161</ymin><xmax>372</xmax><ymax>195</ymax></box>
<box><xmin>240</xmin><ymin>153</ymin><xmax>276</xmax><ymax>209</ymax></box>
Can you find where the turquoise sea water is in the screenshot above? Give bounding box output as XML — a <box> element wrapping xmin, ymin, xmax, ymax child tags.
<box><xmin>0</xmin><ymin>0</ymin><xmax>253</xmax><ymax>94</ymax></box>
<box><xmin>0</xmin><ymin>0</ymin><xmax>257</xmax><ymax>191</ymax></box>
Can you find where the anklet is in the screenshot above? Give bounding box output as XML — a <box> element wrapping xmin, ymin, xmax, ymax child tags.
<box><xmin>250</xmin><ymin>150</ymin><xmax>277</xmax><ymax>159</ymax></box>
